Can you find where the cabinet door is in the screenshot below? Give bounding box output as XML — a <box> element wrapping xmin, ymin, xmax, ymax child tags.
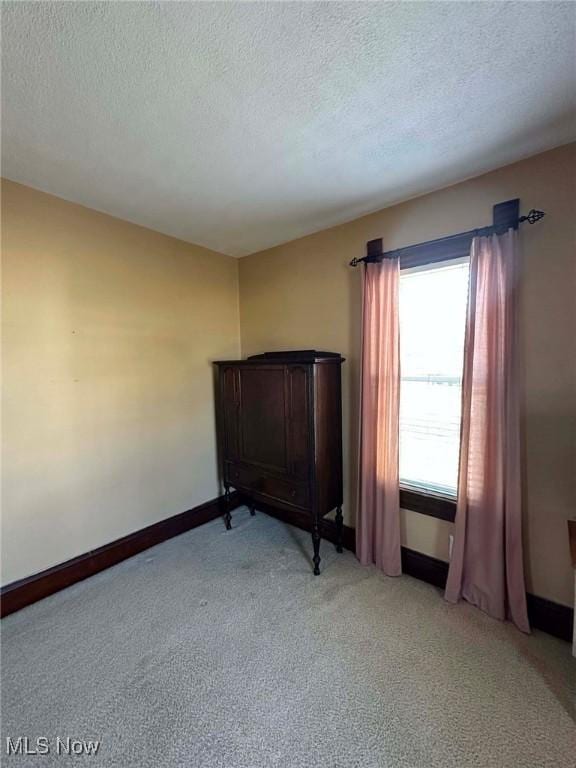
<box><xmin>221</xmin><ymin>366</ymin><xmax>240</xmax><ymax>462</ymax></box>
<box><xmin>238</xmin><ymin>366</ymin><xmax>289</xmax><ymax>473</ymax></box>
<box><xmin>287</xmin><ymin>364</ymin><xmax>311</xmax><ymax>479</ymax></box>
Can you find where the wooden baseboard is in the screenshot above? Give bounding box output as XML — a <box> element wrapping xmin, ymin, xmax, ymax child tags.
<box><xmin>400</xmin><ymin>546</ymin><xmax>449</xmax><ymax>589</ymax></box>
<box><xmin>526</xmin><ymin>593</ymin><xmax>574</xmax><ymax>644</ymax></box>
<box><xmin>0</xmin><ymin>492</ymin><xmax>240</xmax><ymax>618</ymax></box>
<box><xmin>399</xmin><ymin>546</ymin><xmax>573</xmax><ymax>642</ymax></box>
<box><xmin>3</xmin><ymin>494</ymin><xmax>573</xmax><ymax>643</ymax></box>
<box><xmin>399</xmin><ymin>548</ymin><xmax>573</xmax><ymax>642</ymax></box>
<box><xmin>250</xmin><ymin>498</ymin><xmax>574</xmax><ymax>644</ymax></box>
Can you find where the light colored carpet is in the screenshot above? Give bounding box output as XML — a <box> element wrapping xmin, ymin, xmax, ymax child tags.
<box><xmin>2</xmin><ymin>507</ymin><xmax>575</xmax><ymax>768</ymax></box>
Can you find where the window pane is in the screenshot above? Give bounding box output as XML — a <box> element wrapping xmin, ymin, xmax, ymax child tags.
<box><xmin>399</xmin><ymin>259</ymin><xmax>469</xmax><ymax>497</ymax></box>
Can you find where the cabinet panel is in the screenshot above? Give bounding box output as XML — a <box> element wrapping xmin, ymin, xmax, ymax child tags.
<box><xmin>221</xmin><ymin>366</ymin><xmax>239</xmax><ymax>461</ymax></box>
<box><xmin>238</xmin><ymin>367</ymin><xmax>288</xmax><ymax>473</ymax></box>
<box><xmin>314</xmin><ymin>362</ymin><xmax>343</xmax><ymax>514</ymax></box>
<box><xmin>287</xmin><ymin>365</ymin><xmax>310</xmax><ymax>479</ymax></box>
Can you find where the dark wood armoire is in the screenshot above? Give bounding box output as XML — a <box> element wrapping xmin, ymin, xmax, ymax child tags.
<box><xmin>214</xmin><ymin>350</ymin><xmax>344</xmax><ymax>574</ymax></box>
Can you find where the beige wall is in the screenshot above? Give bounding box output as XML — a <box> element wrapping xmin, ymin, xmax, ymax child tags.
<box><xmin>239</xmin><ymin>143</ymin><xmax>576</xmax><ymax>607</ymax></box>
<box><xmin>1</xmin><ymin>180</ymin><xmax>240</xmax><ymax>585</ymax></box>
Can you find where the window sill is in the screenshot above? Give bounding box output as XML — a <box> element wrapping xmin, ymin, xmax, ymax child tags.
<box><xmin>400</xmin><ymin>486</ymin><xmax>456</xmax><ymax>523</ymax></box>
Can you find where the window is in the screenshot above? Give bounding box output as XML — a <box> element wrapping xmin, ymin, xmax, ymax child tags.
<box><xmin>399</xmin><ymin>258</ymin><xmax>469</xmax><ymax>498</ymax></box>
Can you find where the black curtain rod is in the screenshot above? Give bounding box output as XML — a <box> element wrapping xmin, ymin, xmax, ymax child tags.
<box><xmin>349</xmin><ymin>200</ymin><xmax>545</xmax><ymax>267</ymax></box>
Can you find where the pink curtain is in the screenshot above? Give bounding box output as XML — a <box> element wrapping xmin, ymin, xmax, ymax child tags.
<box><xmin>357</xmin><ymin>259</ymin><xmax>402</xmax><ymax>576</ymax></box>
<box><xmin>445</xmin><ymin>230</ymin><xmax>529</xmax><ymax>632</ymax></box>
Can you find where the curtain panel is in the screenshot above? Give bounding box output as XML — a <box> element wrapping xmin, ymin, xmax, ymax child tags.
<box><xmin>357</xmin><ymin>259</ymin><xmax>402</xmax><ymax>576</ymax></box>
<box><xmin>445</xmin><ymin>230</ymin><xmax>529</xmax><ymax>632</ymax></box>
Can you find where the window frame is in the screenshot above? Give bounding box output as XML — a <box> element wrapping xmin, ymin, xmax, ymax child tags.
<box><xmin>397</xmin><ymin>242</ymin><xmax>471</xmax><ymax>524</ymax></box>
<box><xmin>399</xmin><ymin>486</ymin><xmax>456</xmax><ymax>523</ymax></box>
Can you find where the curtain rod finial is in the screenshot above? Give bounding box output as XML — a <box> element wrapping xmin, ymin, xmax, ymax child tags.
<box><xmin>519</xmin><ymin>209</ymin><xmax>546</xmax><ymax>225</ymax></box>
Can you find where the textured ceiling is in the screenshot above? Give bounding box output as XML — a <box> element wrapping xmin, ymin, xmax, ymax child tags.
<box><xmin>2</xmin><ymin>2</ymin><xmax>575</xmax><ymax>256</ymax></box>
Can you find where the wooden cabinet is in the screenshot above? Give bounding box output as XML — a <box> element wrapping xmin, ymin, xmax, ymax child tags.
<box><xmin>214</xmin><ymin>350</ymin><xmax>344</xmax><ymax>574</ymax></box>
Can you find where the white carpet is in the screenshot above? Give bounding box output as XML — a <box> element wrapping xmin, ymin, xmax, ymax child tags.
<box><xmin>2</xmin><ymin>507</ymin><xmax>575</xmax><ymax>767</ymax></box>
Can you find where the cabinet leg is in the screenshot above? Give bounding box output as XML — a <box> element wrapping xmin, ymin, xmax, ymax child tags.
<box><xmin>335</xmin><ymin>506</ymin><xmax>343</xmax><ymax>553</ymax></box>
<box><xmin>224</xmin><ymin>485</ymin><xmax>232</xmax><ymax>530</ymax></box>
<box><xmin>248</xmin><ymin>500</ymin><xmax>256</xmax><ymax>516</ymax></box>
<box><xmin>312</xmin><ymin>522</ymin><xmax>321</xmax><ymax>576</ymax></box>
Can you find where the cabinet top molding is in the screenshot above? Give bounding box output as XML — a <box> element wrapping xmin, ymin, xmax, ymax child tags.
<box><xmin>215</xmin><ymin>350</ymin><xmax>345</xmax><ymax>365</ymax></box>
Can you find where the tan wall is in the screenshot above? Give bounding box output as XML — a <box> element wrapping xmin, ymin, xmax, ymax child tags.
<box><xmin>1</xmin><ymin>180</ymin><xmax>240</xmax><ymax>585</ymax></box>
<box><xmin>239</xmin><ymin>143</ymin><xmax>576</xmax><ymax>607</ymax></box>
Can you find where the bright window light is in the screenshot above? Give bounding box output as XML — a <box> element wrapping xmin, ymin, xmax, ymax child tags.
<box><xmin>399</xmin><ymin>258</ymin><xmax>469</xmax><ymax>497</ymax></box>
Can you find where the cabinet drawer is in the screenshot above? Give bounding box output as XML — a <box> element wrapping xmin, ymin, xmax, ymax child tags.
<box><xmin>225</xmin><ymin>463</ymin><xmax>256</xmax><ymax>490</ymax></box>
<box><xmin>225</xmin><ymin>463</ymin><xmax>309</xmax><ymax>508</ymax></box>
<box><xmin>258</xmin><ymin>475</ymin><xmax>309</xmax><ymax>508</ymax></box>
